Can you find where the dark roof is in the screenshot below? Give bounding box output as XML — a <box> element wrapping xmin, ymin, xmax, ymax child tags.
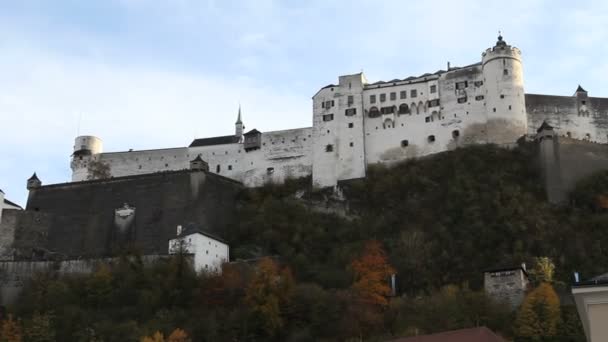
<box><xmin>3</xmin><ymin>198</ymin><xmax>22</xmax><ymax>209</ymax></box>
<box><xmin>28</xmin><ymin>173</ymin><xmax>40</xmax><ymax>181</ymax></box>
<box><xmin>189</xmin><ymin>135</ymin><xmax>240</xmax><ymax>147</ymax></box>
<box><xmin>244</xmin><ymin>129</ymin><xmax>261</xmax><ymax>135</ymax></box>
<box><xmin>576</xmin><ymin>85</ymin><xmax>587</xmax><ymax>93</ymax></box>
<box><xmin>483</xmin><ymin>265</ymin><xmax>528</xmax><ymax>277</ymax></box>
<box><xmin>191</xmin><ymin>154</ymin><xmax>205</xmax><ymax>162</ymax></box>
<box><xmin>321</xmin><ymin>84</ymin><xmax>337</xmax><ymax>90</ymax></box>
<box><xmin>537</xmin><ymin>121</ymin><xmax>554</xmax><ymax>133</ymax></box>
<box><xmin>387</xmin><ymin>327</ymin><xmax>506</xmax><ymax>342</ymax></box>
<box><xmin>573</xmin><ymin>272</ymin><xmax>608</xmax><ymax>288</ymax></box>
<box><xmin>171</xmin><ymin>223</ymin><xmax>228</xmax><ymax>244</ymax></box>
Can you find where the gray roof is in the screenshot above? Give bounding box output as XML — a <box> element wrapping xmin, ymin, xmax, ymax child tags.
<box><xmin>189</xmin><ymin>135</ymin><xmax>240</xmax><ymax>147</ymax></box>
<box><xmin>171</xmin><ymin>223</ymin><xmax>228</xmax><ymax>244</ymax></box>
<box><xmin>3</xmin><ymin>198</ymin><xmax>22</xmax><ymax>209</ymax></box>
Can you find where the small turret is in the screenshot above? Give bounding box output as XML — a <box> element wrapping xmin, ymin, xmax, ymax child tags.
<box><xmin>27</xmin><ymin>173</ymin><xmax>41</xmax><ymax>190</ymax></box>
<box><xmin>190</xmin><ymin>155</ymin><xmax>209</xmax><ymax>171</ymax></box>
<box><xmin>574</xmin><ymin>85</ymin><xmax>588</xmax><ymax>97</ymax></box>
<box><xmin>235</xmin><ymin>105</ymin><xmax>244</xmax><ymax>141</ymax></box>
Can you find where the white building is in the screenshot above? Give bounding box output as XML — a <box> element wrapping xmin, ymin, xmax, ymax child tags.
<box><xmin>68</xmin><ymin>35</ymin><xmax>608</xmax><ymax>189</ymax></box>
<box><xmin>168</xmin><ymin>225</ymin><xmax>229</xmax><ymax>273</ymax></box>
<box><xmin>0</xmin><ymin>189</ymin><xmax>22</xmax><ymax>223</ymax></box>
<box><xmin>573</xmin><ymin>273</ymin><xmax>608</xmax><ymax>342</ymax></box>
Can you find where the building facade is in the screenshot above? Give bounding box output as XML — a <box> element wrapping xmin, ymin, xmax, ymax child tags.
<box><xmin>573</xmin><ymin>272</ymin><xmax>608</xmax><ymax>342</ymax></box>
<box><xmin>69</xmin><ymin>35</ymin><xmax>608</xmax><ymax>188</ymax></box>
<box><xmin>168</xmin><ymin>225</ymin><xmax>229</xmax><ymax>273</ymax></box>
<box><xmin>483</xmin><ymin>265</ymin><xmax>530</xmax><ymax>308</ymax></box>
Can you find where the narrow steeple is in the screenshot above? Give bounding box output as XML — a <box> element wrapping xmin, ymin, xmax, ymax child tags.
<box><xmin>235</xmin><ymin>105</ymin><xmax>244</xmax><ymax>140</ymax></box>
<box><xmin>236</xmin><ymin>105</ymin><xmax>243</xmax><ymax>124</ymax></box>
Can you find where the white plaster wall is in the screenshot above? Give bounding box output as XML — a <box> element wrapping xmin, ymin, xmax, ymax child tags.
<box><xmin>169</xmin><ymin>233</ymin><xmax>229</xmax><ymax>273</ymax></box>
<box><xmin>74</xmin><ymin>136</ymin><xmax>103</xmax><ymax>154</ymax></box>
<box><xmin>482</xmin><ymin>46</ymin><xmax>527</xmax><ymax>145</ymax></box>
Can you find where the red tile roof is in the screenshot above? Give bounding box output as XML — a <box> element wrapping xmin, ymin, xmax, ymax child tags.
<box><xmin>387</xmin><ymin>327</ymin><xmax>506</xmax><ymax>342</ymax></box>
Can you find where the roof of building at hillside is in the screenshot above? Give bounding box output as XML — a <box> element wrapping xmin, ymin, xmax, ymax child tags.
<box><xmin>387</xmin><ymin>327</ymin><xmax>506</xmax><ymax>342</ymax></box>
<box><xmin>573</xmin><ymin>272</ymin><xmax>608</xmax><ymax>288</ymax></box>
<box><xmin>170</xmin><ymin>222</ymin><xmax>228</xmax><ymax>244</ymax></box>
<box><xmin>189</xmin><ymin>135</ymin><xmax>240</xmax><ymax>147</ymax></box>
<box><xmin>3</xmin><ymin>198</ymin><xmax>22</xmax><ymax>209</ymax></box>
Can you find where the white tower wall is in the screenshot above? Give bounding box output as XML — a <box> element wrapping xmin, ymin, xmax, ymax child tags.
<box><xmin>482</xmin><ymin>37</ymin><xmax>527</xmax><ymax>145</ymax></box>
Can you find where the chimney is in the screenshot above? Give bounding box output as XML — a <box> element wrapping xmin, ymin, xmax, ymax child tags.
<box><xmin>447</xmin><ymin>61</ymin><xmax>451</xmax><ymax>70</ymax></box>
<box><xmin>574</xmin><ymin>272</ymin><xmax>580</xmax><ymax>283</ymax></box>
<box><xmin>521</xmin><ymin>262</ymin><xmax>526</xmax><ymax>271</ymax></box>
<box><xmin>176</xmin><ymin>225</ymin><xmax>182</xmax><ymax>236</ymax></box>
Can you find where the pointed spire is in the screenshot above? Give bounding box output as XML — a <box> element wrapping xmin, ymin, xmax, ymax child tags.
<box><xmin>576</xmin><ymin>85</ymin><xmax>587</xmax><ymax>93</ymax></box>
<box><xmin>28</xmin><ymin>173</ymin><xmax>40</xmax><ymax>181</ymax></box>
<box><xmin>235</xmin><ymin>104</ymin><xmax>242</xmax><ymax>124</ymax></box>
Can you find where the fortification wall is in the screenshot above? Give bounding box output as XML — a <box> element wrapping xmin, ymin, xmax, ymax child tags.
<box><xmin>20</xmin><ymin>170</ymin><xmax>241</xmax><ymax>258</ymax></box>
<box><xmin>72</xmin><ymin>147</ymin><xmax>190</xmax><ymax>182</ymax></box>
<box><xmin>527</xmin><ymin>95</ymin><xmax>608</xmax><ymax>143</ymax></box>
<box><xmin>0</xmin><ymin>255</ymin><xmax>192</xmax><ymax>306</ymax></box>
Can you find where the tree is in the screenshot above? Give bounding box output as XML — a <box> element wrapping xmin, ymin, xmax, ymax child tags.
<box><xmin>350</xmin><ymin>240</ymin><xmax>396</xmax><ymax>306</ymax></box>
<box><xmin>529</xmin><ymin>257</ymin><xmax>555</xmax><ymax>285</ymax></box>
<box><xmin>167</xmin><ymin>328</ymin><xmax>190</xmax><ymax>342</ymax></box>
<box><xmin>1</xmin><ymin>315</ymin><xmax>22</xmax><ymax>342</ymax></box>
<box><xmin>25</xmin><ymin>312</ymin><xmax>55</xmax><ymax>342</ymax></box>
<box><xmin>514</xmin><ymin>282</ymin><xmax>561</xmax><ymax>339</ymax></box>
<box><xmin>86</xmin><ymin>160</ymin><xmax>111</xmax><ymax>180</ymax></box>
<box><xmin>140</xmin><ymin>331</ymin><xmax>164</xmax><ymax>342</ymax></box>
<box><xmin>245</xmin><ymin>257</ymin><xmax>294</xmax><ymax>337</ymax></box>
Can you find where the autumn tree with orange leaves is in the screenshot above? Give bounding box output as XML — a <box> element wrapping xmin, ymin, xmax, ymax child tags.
<box><xmin>351</xmin><ymin>240</ymin><xmax>396</xmax><ymax>307</ymax></box>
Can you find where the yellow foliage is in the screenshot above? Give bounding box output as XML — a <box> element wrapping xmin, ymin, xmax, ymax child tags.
<box><xmin>167</xmin><ymin>328</ymin><xmax>189</xmax><ymax>342</ymax></box>
<box><xmin>514</xmin><ymin>282</ymin><xmax>561</xmax><ymax>338</ymax></box>
<box><xmin>140</xmin><ymin>331</ymin><xmax>164</xmax><ymax>342</ymax></box>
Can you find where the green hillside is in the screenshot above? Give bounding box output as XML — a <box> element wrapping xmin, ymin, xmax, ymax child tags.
<box><xmin>13</xmin><ymin>143</ymin><xmax>608</xmax><ymax>341</ymax></box>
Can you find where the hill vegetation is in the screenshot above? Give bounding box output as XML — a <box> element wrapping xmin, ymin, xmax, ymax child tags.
<box><xmin>7</xmin><ymin>143</ymin><xmax>608</xmax><ymax>341</ymax></box>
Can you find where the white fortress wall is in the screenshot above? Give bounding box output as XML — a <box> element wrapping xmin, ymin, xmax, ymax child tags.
<box><xmin>95</xmin><ymin>147</ymin><xmax>190</xmax><ymax>179</ymax></box>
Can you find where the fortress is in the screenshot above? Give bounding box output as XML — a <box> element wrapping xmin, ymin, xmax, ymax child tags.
<box><xmin>70</xmin><ymin>35</ymin><xmax>608</xmax><ymax>188</ymax></box>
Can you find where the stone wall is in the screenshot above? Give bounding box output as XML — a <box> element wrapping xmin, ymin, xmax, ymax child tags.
<box><xmin>0</xmin><ymin>255</ymin><xmax>192</xmax><ymax>306</ymax></box>
<box><xmin>15</xmin><ymin>170</ymin><xmax>241</xmax><ymax>258</ymax></box>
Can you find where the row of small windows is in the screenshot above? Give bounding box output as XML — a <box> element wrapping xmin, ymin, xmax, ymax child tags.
<box><xmin>399</xmin><ymin>130</ymin><xmax>460</xmax><ymax>147</ymax></box>
<box><xmin>368</xmin><ymin>101</ymin><xmax>438</xmax><ymax>118</ymax></box>
<box><xmin>369</xmin><ymin>88</ymin><xmax>430</xmax><ymax>104</ymax></box>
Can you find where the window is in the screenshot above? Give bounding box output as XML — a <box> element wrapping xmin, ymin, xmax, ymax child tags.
<box><xmin>509</xmin><ymin>105</ymin><xmax>512</xmax><ymax>110</ymax></box>
<box><xmin>368</xmin><ymin>107</ymin><xmax>381</xmax><ymax>118</ymax></box>
<box><xmin>425</xmin><ymin>116</ymin><xmax>431</xmax><ymax>123</ymax></box>
<box><xmin>428</xmin><ymin>135</ymin><xmax>436</xmax><ymax>143</ymax></box>
<box><xmin>347</xmin><ymin>95</ymin><xmax>354</xmax><ymax>106</ymax></box>
<box><xmin>381</xmin><ymin>106</ymin><xmax>395</xmax><ymax>114</ymax></box>
<box><xmin>390</xmin><ymin>92</ymin><xmax>396</xmax><ymax>101</ymax></box>
<box><xmin>321</xmin><ymin>101</ymin><xmax>325</xmax><ymax>108</ymax></box>
<box><xmin>582</xmin><ymin>100</ymin><xmax>586</xmax><ymax>105</ymax></box>
<box><xmin>228</xmin><ymin>165</ymin><xmax>232</xmax><ymax>170</ymax></box>
<box><xmin>452</xmin><ymin>130</ymin><xmax>460</xmax><ymax>139</ymax></box>
<box><xmin>400</xmin><ymin>91</ymin><xmax>407</xmax><ymax>99</ymax></box>
<box><xmin>398</xmin><ymin>103</ymin><xmax>409</xmax><ymax>114</ymax></box>
<box><xmin>331</xmin><ymin>100</ymin><xmax>335</xmax><ymax>106</ymax></box>
<box><xmin>323</xmin><ymin>114</ymin><xmax>334</xmax><ymax>122</ymax></box>
<box><xmin>380</xmin><ymin>93</ymin><xmax>386</xmax><ymax>102</ymax></box>
<box><xmin>474</xmin><ymin>80</ymin><xmax>484</xmax><ymax>87</ymax></box>
<box><xmin>500</xmin><ymin>94</ymin><xmax>505</xmax><ymax>99</ymax></box>
<box><xmin>503</xmin><ymin>69</ymin><xmax>509</xmax><ymax>75</ymax></box>
<box><xmin>475</xmin><ymin>95</ymin><xmax>484</xmax><ymax>101</ymax></box>
<box><xmin>401</xmin><ymin>140</ymin><xmax>409</xmax><ymax>147</ymax></box>
<box><xmin>349</xmin><ymin>142</ymin><xmax>354</xmax><ymax>147</ymax></box>
<box><xmin>430</xmin><ymin>85</ymin><xmax>437</xmax><ymax>93</ymax></box>
<box><xmin>325</xmin><ymin>144</ymin><xmax>334</xmax><ymax>152</ymax></box>
<box><xmin>428</xmin><ymin>99</ymin><xmax>440</xmax><ymax>107</ymax></box>
<box><xmin>493</xmin><ymin>107</ymin><xmax>496</xmax><ymax>112</ymax></box>
<box><xmin>457</xmin><ymin>97</ymin><xmax>467</xmax><ymax>104</ymax></box>
<box><xmin>216</xmin><ymin>165</ymin><xmax>220</xmax><ymax>173</ymax></box>
<box><xmin>455</xmin><ymin>81</ymin><xmax>468</xmax><ymax>90</ymax></box>
<box><xmin>348</xmin><ymin>123</ymin><xmax>354</xmax><ymax>128</ymax></box>
<box><xmin>370</xmin><ymin>95</ymin><xmax>376</xmax><ymax>103</ymax></box>
<box><xmin>345</xmin><ymin>108</ymin><xmax>357</xmax><ymax>116</ymax></box>
<box><xmin>411</xmin><ymin>89</ymin><xmax>417</xmax><ymax>98</ymax></box>
<box><xmin>267</xmin><ymin>167</ymin><xmax>274</xmax><ymax>174</ymax></box>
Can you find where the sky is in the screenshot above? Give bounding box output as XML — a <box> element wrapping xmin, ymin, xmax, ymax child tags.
<box><xmin>1</xmin><ymin>0</ymin><xmax>607</xmax><ymax>206</ymax></box>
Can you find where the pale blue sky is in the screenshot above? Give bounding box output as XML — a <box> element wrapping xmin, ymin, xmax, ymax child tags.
<box><xmin>1</xmin><ymin>0</ymin><xmax>607</xmax><ymax>206</ymax></box>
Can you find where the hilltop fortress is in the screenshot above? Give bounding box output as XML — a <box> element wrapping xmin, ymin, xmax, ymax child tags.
<box><xmin>70</xmin><ymin>35</ymin><xmax>608</xmax><ymax>188</ymax></box>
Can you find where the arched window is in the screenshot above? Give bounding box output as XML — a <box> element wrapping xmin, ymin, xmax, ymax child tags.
<box><xmin>368</xmin><ymin>106</ymin><xmax>381</xmax><ymax>118</ymax></box>
<box><xmin>411</xmin><ymin>102</ymin><xmax>418</xmax><ymax>114</ymax></box>
<box><xmin>398</xmin><ymin>103</ymin><xmax>409</xmax><ymax>115</ymax></box>
<box><xmin>418</xmin><ymin>101</ymin><xmax>426</xmax><ymax>113</ymax></box>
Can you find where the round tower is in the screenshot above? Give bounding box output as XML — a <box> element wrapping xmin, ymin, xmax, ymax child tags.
<box><xmin>482</xmin><ymin>34</ymin><xmax>527</xmax><ymax>145</ymax></box>
<box><xmin>71</xmin><ymin>135</ymin><xmax>103</xmax><ymax>181</ymax></box>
